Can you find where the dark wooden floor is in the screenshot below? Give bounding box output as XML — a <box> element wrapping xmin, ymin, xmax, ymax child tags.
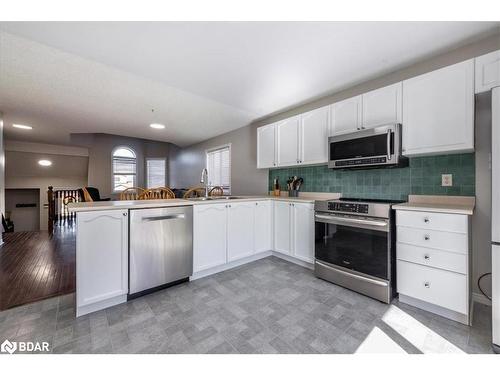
<box><xmin>0</xmin><ymin>224</ymin><xmax>76</xmax><ymax>311</ymax></box>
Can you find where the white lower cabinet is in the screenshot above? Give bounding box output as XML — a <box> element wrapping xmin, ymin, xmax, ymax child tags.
<box><xmin>76</xmin><ymin>209</ymin><xmax>128</xmax><ymax>317</ymax></box>
<box><xmin>193</xmin><ymin>204</ymin><xmax>228</xmax><ymax>272</ymax></box>
<box><xmin>273</xmin><ymin>201</ymin><xmax>314</xmax><ymax>263</ymax></box>
<box><xmin>254</xmin><ymin>200</ymin><xmax>273</xmax><ymax>253</ymax></box>
<box><xmin>274</xmin><ymin>201</ymin><xmax>292</xmax><ymax>255</ymax></box>
<box><xmin>395</xmin><ymin>209</ymin><xmax>471</xmax><ymax>324</ymax></box>
<box><xmin>292</xmin><ymin>202</ymin><xmax>315</xmax><ymax>263</ymax></box>
<box><xmin>193</xmin><ymin>201</ymin><xmax>274</xmax><ymax>274</ymax></box>
<box><xmin>227</xmin><ymin>202</ymin><xmax>255</xmax><ymax>262</ymax></box>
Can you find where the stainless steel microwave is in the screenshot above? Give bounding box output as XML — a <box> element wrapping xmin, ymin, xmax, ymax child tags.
<box><xmin>328</xmin><ymin>123</ymin><xmax>408</xmax><ymax>169</ymax></box>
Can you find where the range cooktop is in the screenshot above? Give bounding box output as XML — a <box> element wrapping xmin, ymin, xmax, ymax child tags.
<box><xmin>338</xmin><ymin>197</ymin><xmax>406</xmax><ymax>204</ymax></box>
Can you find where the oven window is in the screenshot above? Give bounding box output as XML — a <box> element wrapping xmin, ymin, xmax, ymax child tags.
<box><xmin>315</xmin><ymin>222</ymin><xmax>388</xmax><ymax>279</ymax></box>
<box><xmin>330</xmin><ymin>133</ymin><xmax>393</xmax><ymax>160</ymax></box>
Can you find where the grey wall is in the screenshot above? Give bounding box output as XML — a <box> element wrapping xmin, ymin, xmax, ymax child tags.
<box><xmin>171</xmin><ymin>32</ymin><xmax>500</xmax><ymax>196</ymax></box>
<box><xmin>169</xmin><ymin>124</ymin><xmax>268</xmax><ymax>194</ymax></box>
<box><xmin>5</xmin><ymin>150</ymin><xmax>89</xmax><ymax>230</ymax></box>
<box><xmin>72</xmin><ymin>133</ymin><xmax>173</xmax><ymax>198</ymax></box>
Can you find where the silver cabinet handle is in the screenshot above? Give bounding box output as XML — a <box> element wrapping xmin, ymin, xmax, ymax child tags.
<box><xmin>123</xmin><ymin>212</ymin><xmax>127</xmax><ymax>217</ymax></box>
<box><xmin>142</xmin><ymin>214</ymin><xmax>185</xmax><ymax>222</ymax></box>
<box><xmin>386</xmin><ymin>129</ymin><xmax>392</xmax><ymax>160</ymax></box>
<box><xmin>424</xmin><ymin>282</ymin><xmax>430</xmax><ymax>288</ymax></box>
<box><xmin>424</xmin><ymin>217</ymin><xmax>430</xmax><ymax>223</ymax></box>
<box><xmin>424</xmin><ymin>254</ymin><xmax>430</xmax><ymax>260</ymax></box>
<box><xmin>424</xmin><ymin>235</ymin><xmax>430</xmax><ymax>241</ymax></box>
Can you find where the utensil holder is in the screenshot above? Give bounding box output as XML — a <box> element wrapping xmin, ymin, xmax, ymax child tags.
<box><xmin>288</xmin><ymin>190</ymin><xmax>299</xmax><ymax>197</ymax></box>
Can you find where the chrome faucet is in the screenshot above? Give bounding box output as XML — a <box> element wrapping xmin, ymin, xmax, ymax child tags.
<box><xmin>200</xmin><ymin>168</ymin><xmax>209</xmax><ymax>198</ymax></box>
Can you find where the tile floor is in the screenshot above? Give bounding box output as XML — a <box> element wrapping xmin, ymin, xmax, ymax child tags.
<box><xmin>0</xmin><ymin>256</ymin><xmax>494</xmax><ymax>354</ymax></box>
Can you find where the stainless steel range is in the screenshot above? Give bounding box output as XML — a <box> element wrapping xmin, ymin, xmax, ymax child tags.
<box><xmin>314</xmin><ymin>198</ymin><xmax>403</xmax><ymax>303</ymax></box>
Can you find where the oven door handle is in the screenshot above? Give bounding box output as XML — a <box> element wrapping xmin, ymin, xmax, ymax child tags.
<box><xmin>315</xmin><ymin>213</ymin><xmax>389</xmax><ymax>231</ymax></box>
<box><xmin>315</xmin><ymin>260</ymin><xmax>389</xmax><ymax>287</ymax></box>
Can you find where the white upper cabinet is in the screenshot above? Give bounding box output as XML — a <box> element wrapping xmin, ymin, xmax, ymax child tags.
<box><xmin>300</xmin><ymin>105</ymin><xmax>329</xmax><ymax>165</ymax></box>
<box><xmin>331</xmin><ymin>95</ymin><xmax>362</xmax><ymax>135</ymax></box>
<box><xmin>402</xmin><ymin>59</ymin><xmax>475</xmax><ymax>156</ymax></box>
<box><xmin>257</xmin><ymin>123</ymin><xmax>276</xmax><ymax>168</ymax></box>
<box><xmin>254</xmin><ymin>200</ymin><xmax>273</xmax><ymax>253</ymax></box>
<box><xmin>277</xmin><ymin>116</ymin><xmax>300</xmax><ymax>167</ymax></box>
<box><xmin>227</xmin><ymin>202</ymin><xmax>255</xmax><ymax>262</ymax></box>
<box><xmin>292</xmin><ymin>202</ymin><xmax>314</xmax><ymax>263</ymax></box>
<box><xmin>361</xmin><ymin>82</ymin><xmax>402</xmax><ymax>129</ymax></box>
<box><xmin>475</xmin><ymin>49</ymin><xmax>500</xmax><ymax>93</ymax></box>
<box><xmin>193</xmin><ymin>204</ymin><xmax>227</xmax><ymax>272</ymax></box>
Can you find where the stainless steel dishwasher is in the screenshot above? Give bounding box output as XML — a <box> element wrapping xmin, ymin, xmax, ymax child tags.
<box><xmin>129</xmin><ymin>205</ymin><xmax>193</xmax><ymax>298</ymax></box>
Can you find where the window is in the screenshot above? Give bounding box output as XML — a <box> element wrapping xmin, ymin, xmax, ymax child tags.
<box><xmin>146</xmin><ymin>158</ymin><xmax>166</xmax><ymax>188</ymax></box>
<box><xmin>206</xmin><ymin>145</ymin><xmax>231</xmax><ymax>194</ymax></box>
<box><xmin>112</xmin><ymin>147</ymin><xmax>136</xmax><ymax>192</ymax></box>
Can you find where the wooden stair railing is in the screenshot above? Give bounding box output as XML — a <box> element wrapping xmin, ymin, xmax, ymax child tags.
<box><xmin>47</xmin><ymin>186</ymin><xmax>81</xmax><ymax>233</ymax></box>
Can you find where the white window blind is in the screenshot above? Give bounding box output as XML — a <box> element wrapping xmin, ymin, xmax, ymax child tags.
<box><xmin>147</xmin><ymin>158</ymin><xmax>166</xmax><ymax>188</ymax></box>
<box><xmin>112</xmin><ymin>147</ymin><xmax>137</xmax><ymax>192</ymax></box>
<box><xmin>206</xmin><ymin>145</ymin><xmax>231</xmax><ymax>194</ymax></box>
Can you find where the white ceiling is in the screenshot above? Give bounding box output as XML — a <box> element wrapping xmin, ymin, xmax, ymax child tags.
<box><xmin>1</xmin><ymin>22</ymin><xmax>499</xmax><ymax>147</ymax></box>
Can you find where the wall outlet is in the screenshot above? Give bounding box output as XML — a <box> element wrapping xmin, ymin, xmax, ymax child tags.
<box><xmin>442</xmin><ymin>174</ymin><xmax>453</xmax><ymax>187</ymax></box>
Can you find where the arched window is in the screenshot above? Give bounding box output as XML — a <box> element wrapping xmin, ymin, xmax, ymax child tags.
<box><xmin>112</xmin><ymin>146</ymin><xmax>137</xmax><ymax>192</ymax></box>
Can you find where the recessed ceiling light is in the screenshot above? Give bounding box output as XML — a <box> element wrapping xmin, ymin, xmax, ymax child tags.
<box><xmin>150</xmin><ymin>123</ymin><xmax>165</xmax><ymax>129</ymax></box>
<box><xmin>13</xmin><ymin>124</ymin><xmax>33</xmax><ymax>130</ymax></box>
<box><xmin>38</xmin><ymin>160</ymin><xmax>52</xmax><ymax>167</ymax></box>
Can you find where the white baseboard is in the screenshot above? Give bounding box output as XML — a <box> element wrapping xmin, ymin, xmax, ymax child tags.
<box><xmin>191</xmin><ymin>251</ymin><xmax>272</xmax><ymax>280</ymax></box>
<box><xmin>271</xmin><ymin>251</ymin><xmax>314</xmax><ymax>270</ymax></box>
<box><xmin>472</xmin><ymin>292</ymin><xmax>492</xmax><ymax>306</ymax></box>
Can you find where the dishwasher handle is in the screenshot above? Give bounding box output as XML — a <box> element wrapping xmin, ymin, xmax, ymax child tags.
<box><xmin>142</xmin><ymin>214</ymin><xmax>186</xmax><ymax>222</ymax></box>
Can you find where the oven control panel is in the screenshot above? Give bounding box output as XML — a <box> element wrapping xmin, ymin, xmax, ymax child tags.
<box><xmin>328</xmin><ymin>202</ymin><xmax>369</xmax><ymax>214</ymax></box>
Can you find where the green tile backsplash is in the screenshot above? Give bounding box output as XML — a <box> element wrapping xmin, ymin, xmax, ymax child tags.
<box><xmin>268</xmin><ymin>153</ymin><xmax>475</xmax><ymax>201</ymax></box>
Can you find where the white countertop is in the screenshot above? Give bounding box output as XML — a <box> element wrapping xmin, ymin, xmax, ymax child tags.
<box><xmin>393</xmin><ymin>195</ymin><xmax>475</xmax><ymax>215</ymax></box>
<box><xmin>68</xmin><ymin>193</ymin><xmax>341</xmax><ymax>213</ymax></box>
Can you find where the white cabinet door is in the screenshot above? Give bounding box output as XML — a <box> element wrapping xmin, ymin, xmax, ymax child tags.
<box><xmin>300</xmin><ymin>106</ymin><xmax>329</xmax><ymax>165</ymax></box>
<box><xmin>257</xmin><ymin>123</ymin><xmax>277</xmax><ymax>169</ymax></box>
<box><xmin>475</xmin><ymin>49</ymin><xmax>500</xmax><ymax>93</ymax></box>
<box><xmin>274</xmin><ymin>201</ymin><xmax>291</xmax><ymax>254</ymax></box>
<box><xmin>76</xmin><ymin>209</ymin><xmax>128</xmax><ymax>310</ymax></box>
<box><xmin>402</xmin><ymin>59</ymin><xmax>474</xmax><ymax>156</ymax></box>
<box><xmin>292</xmin><ymin>202</ymin><xmax>314</xmax><ymax>263</ymax></box>
<box><xmin>362</xmin><ymin>82</ymin><xmax>402</xmax><ymax>129</ymax></box>
<box><xmin>493</xmin><ymin>245</ymin><xmax>500</xmax><ymax>346</ymax></box>
<box><xmin>331</xmin><ymin>96</ymin><xmax>362</xmax><ymax>135</ymax></box>
<box><xmin>254</xmin><ymin>200</ymin><xmax>273</xmax><ymax>253</ymax></box>
<box><xmin>227</xmin><ymin>202</ymin><xmax>255</xmax><ymax>262</ymax></box>
<box><xmin>193</xmin><ymin>204</ymin><xmax>227</xmax><ymax>272</ymax></box>
<box><xmin>277</xmin><ymin>117</ymin><xmax>300</xmax><ymax>166</ymax></box>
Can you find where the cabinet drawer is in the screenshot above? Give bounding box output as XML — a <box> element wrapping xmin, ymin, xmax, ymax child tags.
<box><xmin>396</xmin><ymin>210</ymin><xmax>467</xmax><ymax>233</ymax></box>
<box><xmin>397</xmin><ymin>260</ymin><xmax>467</xmax><ymax>314</ymax></box>
<box><xmin>397</xmin><ymin>243</ymin><xmax>467</xmax><ymax>274</ymax></box>
<box><xmin>397</xmin><ymin>226</ymin><xmax>468</xmax><ymax>254</ymax></box>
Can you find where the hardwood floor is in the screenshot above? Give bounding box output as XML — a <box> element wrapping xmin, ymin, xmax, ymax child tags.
<box><xmin>0</xmin><ymin>225</ymin><xmax>76</xmax><ymax>311</ymax></box>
